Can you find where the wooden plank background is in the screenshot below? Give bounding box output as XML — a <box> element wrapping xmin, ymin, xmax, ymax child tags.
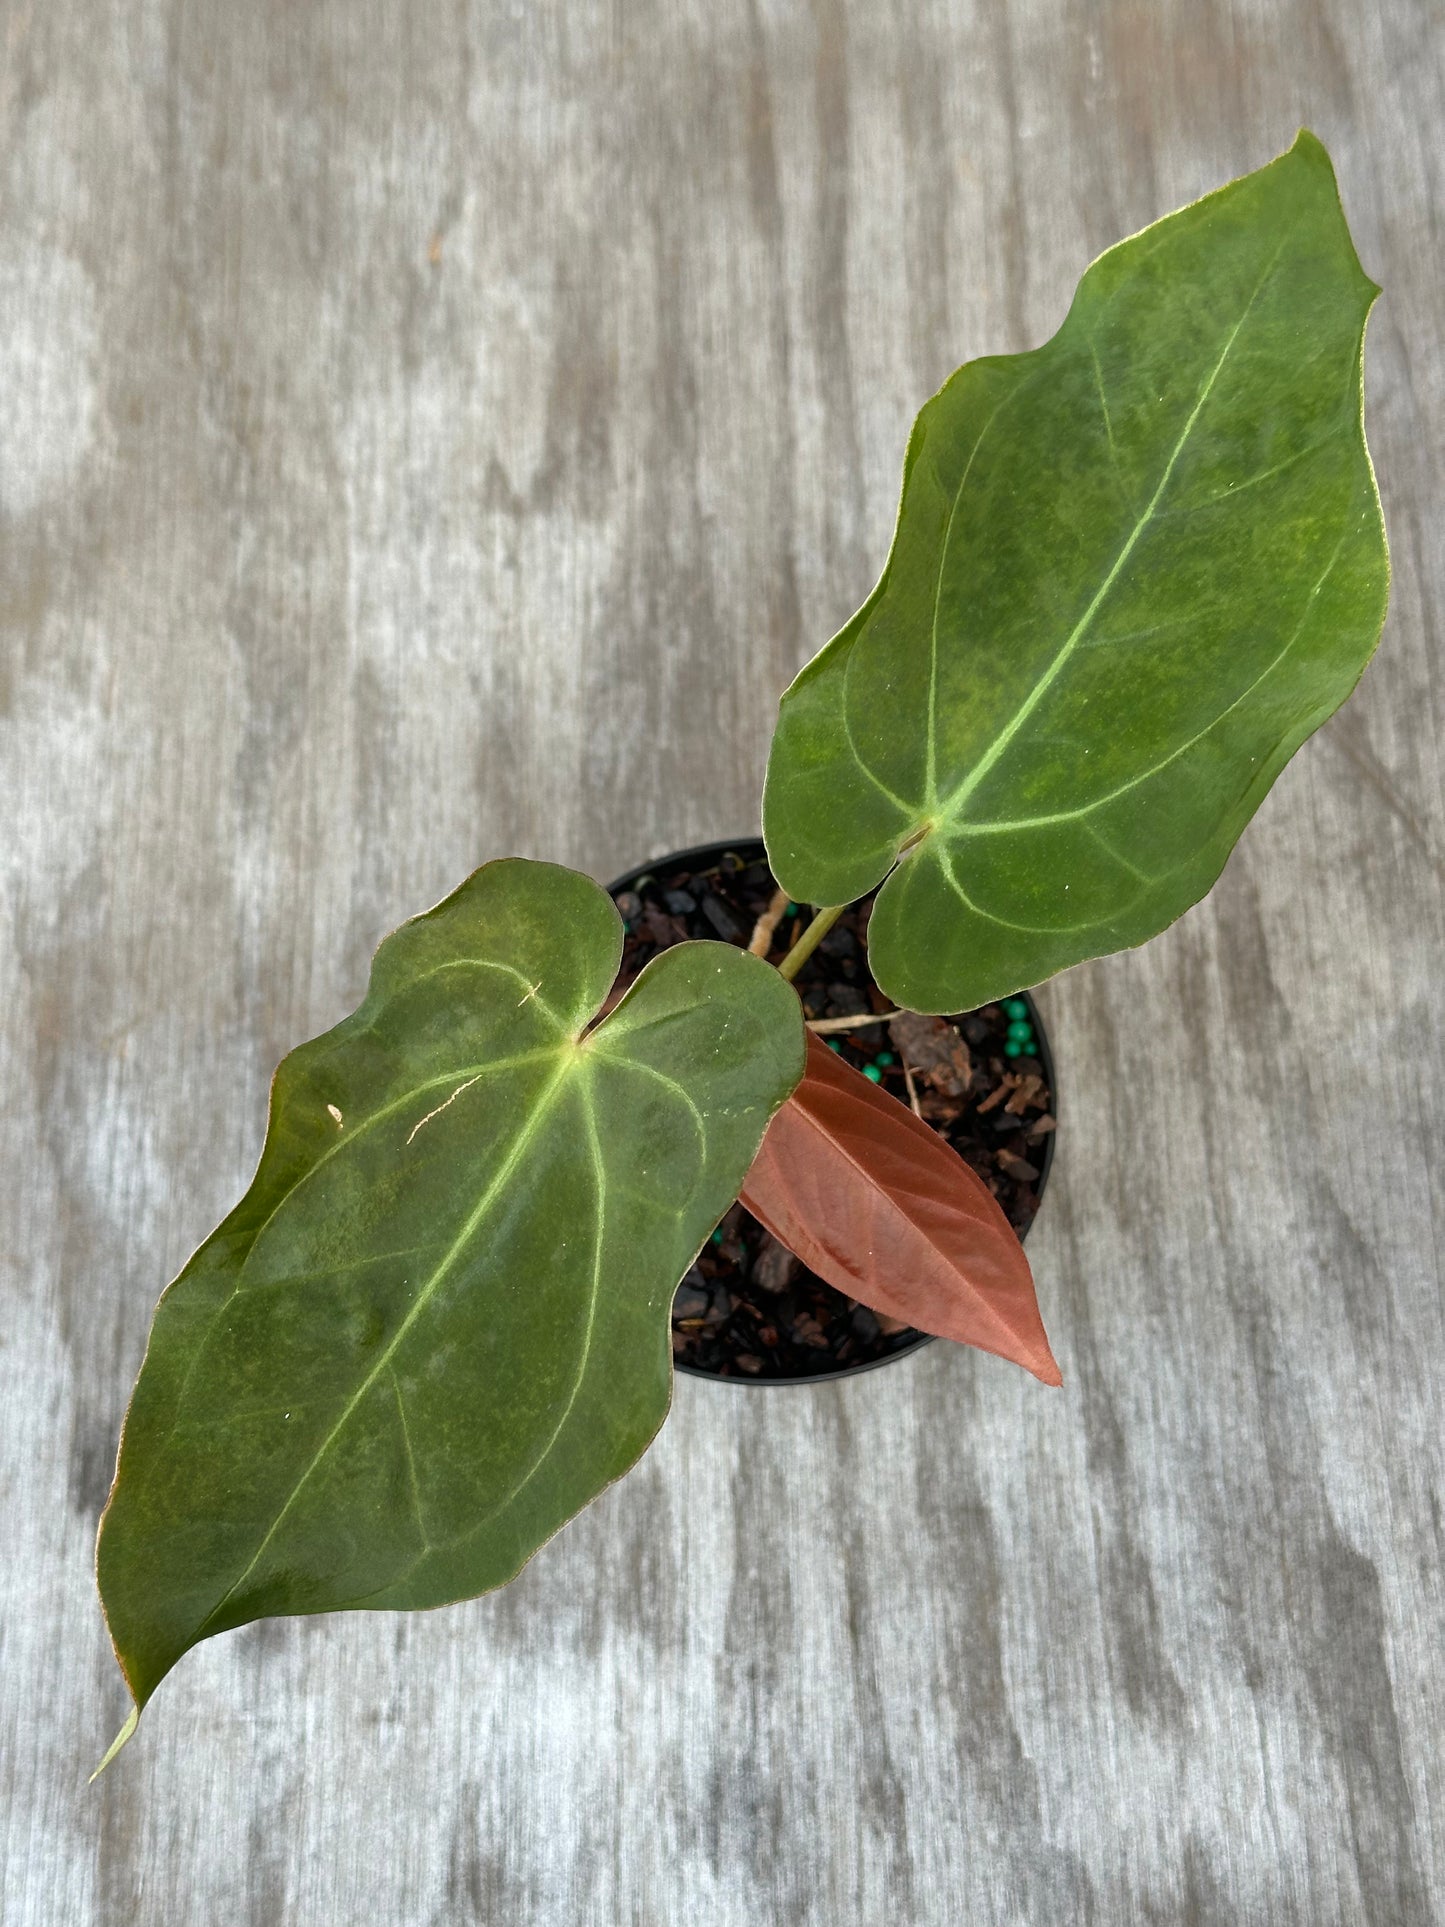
<box><xmin>3</xmin><ymin>2</ymin><xmax>1441</xmax><ymax>1920</ymax></box>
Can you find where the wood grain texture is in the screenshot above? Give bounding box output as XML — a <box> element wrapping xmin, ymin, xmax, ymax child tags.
<box><xmin>2</xmin><ymin>1</ymin><xmax>1440</xmax><ymax>1920</ymax></box>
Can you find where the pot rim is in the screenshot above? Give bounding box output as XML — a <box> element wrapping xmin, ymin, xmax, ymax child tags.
<box><xmin>606</xmin><ymin>834</ymin><xmax>1058</xmax><ymax>1387</ymax></box>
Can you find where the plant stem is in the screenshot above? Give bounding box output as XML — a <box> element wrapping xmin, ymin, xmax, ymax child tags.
<box><xmin>807</xmin><ymin>1009</ymin><xmax>898</xmax><ymax>1033</ymax></box>
<box><xmin>776</xmin><ymin>903</ymin><xmax>846</xmax><ymax>983</ymax></box>
<box><xmin>746</xmin><ymin>886</ymin><xmax>791</xmax><ymax>958</ymax></box>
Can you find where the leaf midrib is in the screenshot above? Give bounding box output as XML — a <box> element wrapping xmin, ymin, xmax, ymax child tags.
<box><xmin>837</xmin><ymin>239</ymin><xmax>1290</xmax><ymax>850</ymax></box>
<box><xmin>362</xmin><ymin>1066</ymin><xmax>617</xmax><ymax>1599</ymax></box>
<box><xmin>191</xmin><ymin>1049</ymin><xmax>579</xmax><ymax>1640</ymax></box>
<box><xmin>932</xmin><ymin>240</ymin><xmax>1288</xmax><ymax>828</ymax></box>
<box><xmin>188</xmin><ymin>1030</ymin><xmax>721</xmax><ymax>1631</ymax></box>
<box><xmin>246</xmin><ymin>1044</ymin><xmax>566</xmax><ymax>1264</ymax></box>
<box><xmin>939</xmin><ymin>522</ymin><xmax>1349</xmax><ymax>843</ymax></box>
<box><xmin>351</xmin><ymin>1043</ymin><xmax>720</xmax><ymax>1607</ymax></box>
<box><xmin>780</xmin><ymin>1084</ymin><xmax>1032</xmax><ymax>1360</ymax></box>
<box><xmin>154</xmin><ymin>1044</ymin><xmax>568</xmax><ymax>1455</ymax></box>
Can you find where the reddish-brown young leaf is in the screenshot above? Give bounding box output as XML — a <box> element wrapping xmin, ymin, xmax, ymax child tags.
<box><xmin>740</xmin><ymin>1033</ymin><xmax>1062</xmax><ymax>1384</ymax></box>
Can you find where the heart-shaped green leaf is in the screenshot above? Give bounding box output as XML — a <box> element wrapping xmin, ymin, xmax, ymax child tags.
<box><xmin>96</xmin><ymin>859</ymin><xmax>803</xmax><ymax>1756</ymax></box>
<box><xmin>763</xmin><ymin>131</ymin><xmax>1388</xmax><ymax>1011</ymax></box>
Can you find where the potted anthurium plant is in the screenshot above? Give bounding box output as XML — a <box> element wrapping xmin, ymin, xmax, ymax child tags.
<box><xmin>94</xmin><ymin>131</ymin><xmax>1387</xmax><ymax>1769</ymax></box>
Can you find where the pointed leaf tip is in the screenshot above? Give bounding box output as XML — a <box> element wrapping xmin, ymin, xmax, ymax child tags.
<box><xmin>741</xmin><ymin>1034</ymin><xmax>1061</xmax><ymax>1383</ymax></box>
<box><xmin>89</xmin><ymin>1705</ymin><xmax>139</xmax><ymax>1783</ymax></box>
<box><xmin>763</xmin><ymin>134</ymin><xmax>1388</xmax><ymax>1013</ymax></box>
<box><xmin>94</xmin><ymin>861</ymin><xmax>804</xmax><ymax>1725</ymax></box>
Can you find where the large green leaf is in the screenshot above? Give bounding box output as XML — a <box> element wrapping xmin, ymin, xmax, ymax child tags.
<box><xmin>763</xmin><ymin>131</ymin><xmax>1388</xmax><ymax>1012</ymax></box>
<box><xmin>96</xmin><ymin>859</ymin><xmax>803</xmax><ymax>1757</ymax></box>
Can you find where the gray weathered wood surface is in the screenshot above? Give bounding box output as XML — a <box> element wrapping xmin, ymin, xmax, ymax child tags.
<box><xmin>3</xmin><ymin>2</ymin><xmax>1441</xmax><ymax>1920</ymax></box>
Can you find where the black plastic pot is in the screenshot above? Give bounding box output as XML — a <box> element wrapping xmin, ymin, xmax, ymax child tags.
<box><xmin>607</xmin><ymin>837</ymin><xmax>1057</xmax><ymax>1385</ymax></box>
